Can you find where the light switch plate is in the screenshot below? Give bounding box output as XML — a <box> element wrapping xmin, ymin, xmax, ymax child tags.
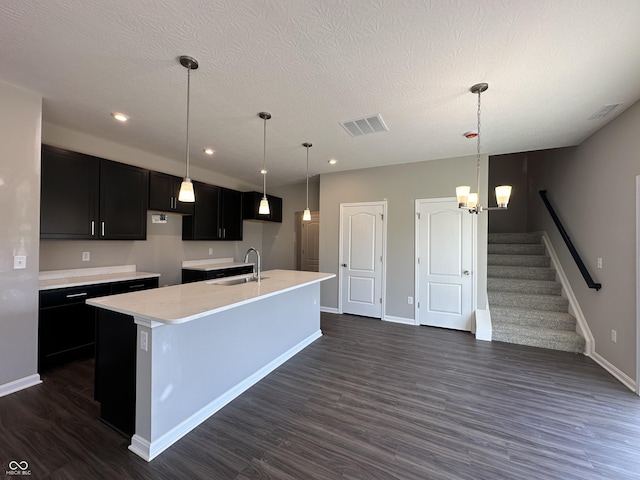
<box><xmin>13</xmin><ymin>255</ymin><xmax>26</xmax><ymax>269</ymax></box>
<box><xmin>82</xmin><ymin>251</ymin><xmax>90</xmax><ymax>261</ymax></box>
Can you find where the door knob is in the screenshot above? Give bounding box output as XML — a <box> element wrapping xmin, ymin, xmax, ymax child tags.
<box><xmin>463</xmin><ymin>270</ymin><xmax>470</xmax><ymax>275</ymax></box>
<box><xmin>341</xmin><ymin>263</ymin><xmax>347</xmax><ymax>267</ymax></box>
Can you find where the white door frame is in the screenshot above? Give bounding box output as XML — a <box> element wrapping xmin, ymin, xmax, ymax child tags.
<box><xmin>414</xmin><ymin>197</ymin><xmax>477</xmax><ymax>327</ymax></box>
<box><xmin>338</xmin><ymin>201</ymin><xmax>388</xmax><ymax>316</ymax></box>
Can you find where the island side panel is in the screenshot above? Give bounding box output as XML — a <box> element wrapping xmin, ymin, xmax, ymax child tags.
<box><xmin>133</xmin><ymin>282</ymin><xmax>321</xmax><ymax>460</ymax></box>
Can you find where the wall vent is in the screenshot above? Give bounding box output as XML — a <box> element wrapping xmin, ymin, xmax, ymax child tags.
<box><xmin>340</xmin><ymin>114</ymin><xmax>389</xmax><ymax>137</ymax></box>
<box><xmin>588</xmin><ymin>103</ymin><xmax>622</xmax><ymax>120</ymax></box>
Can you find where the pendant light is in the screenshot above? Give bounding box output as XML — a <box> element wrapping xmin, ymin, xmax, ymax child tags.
<box><xmin>178</xmin><ymin>55</ymin><xmax>198</xmax><ymax>203</ymax></box>
<box><xmin>302</xmin><ymin>142</ymin><xmax>312</xmax><ymax>221</ymax></box>
<box><xmin>258</xmin><ymin>112</ymin><xmax>271</xmax><ymax>215</ymax></box>
<box><xmin>456</xmin><ymin>83</ymin><xmax>511</xmax><ymax>213</ymax></box>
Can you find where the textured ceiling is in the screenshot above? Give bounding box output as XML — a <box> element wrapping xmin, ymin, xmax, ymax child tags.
<box><xmin>2</xmin><ymin>0</ymin><xmax>640</xmax><ymax>187</ymax></box>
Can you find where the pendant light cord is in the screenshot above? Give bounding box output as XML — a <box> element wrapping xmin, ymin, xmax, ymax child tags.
<box><xmin>262</xmin><ymin>116</ymin><xmax>267</xmax><ymax>196</ymax></box>
<box><xmin>475</xmin><ymin>87</ymin><xmax>481</xmax><ymax>208</ymax></box>
<box><xmin>305</xmin><ymin>145</ymin><xmax>310</xmax><ymax>210</ymax></box>
<box><xmin>185</xmin><ymin>65</ymin><xmax>191</xmax><ymax>179</ymax></box>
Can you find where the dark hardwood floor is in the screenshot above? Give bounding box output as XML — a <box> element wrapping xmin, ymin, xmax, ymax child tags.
<box><xmin>2</xmin><ymin>313</ymin><xmax>640</xmax><ymax>479</ymax></box>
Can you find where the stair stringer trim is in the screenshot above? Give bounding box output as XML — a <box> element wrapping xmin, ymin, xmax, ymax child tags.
<box><xmin>540</xmin><ymin>232</ymin><xmax>593</xmax><ymax>355</ymax></box>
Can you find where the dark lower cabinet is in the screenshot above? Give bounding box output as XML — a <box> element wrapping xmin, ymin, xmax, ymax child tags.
<box><xmin>95</xmin><ymin>309</ymin><xmax>137</xmax><ymax>436</ymax></box>
<box><xmin>181</xmin><ymin>265</ymin><xmax>254</xmax><ymax>284</ymax></box>
<box><xmin>38</xmin><ymin>284</ymin><xmax>110</xmax><ymax>370</ymax></box>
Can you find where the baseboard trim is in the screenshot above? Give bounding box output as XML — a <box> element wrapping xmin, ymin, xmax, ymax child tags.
<box><xmin>383</xmin><ymin>315</ymin><xmax>416</xmax><ymax>325</ymax></box>
<box><xmin>0</xmin><ymin>374</ymin><xmax>42</xmax><ymax>398</ymax></box>
<box><xmin>589</xmin><ymin>351</ymin><xmax>637</xmax><ymax>393</ymax></box>
<box><xmin>475</xmin><ymin>308</ymin><xmax>492</xmax><ymax>341</ymax></box>
<box><xmin>320</xmin><ymin>306</ymin><xmax>340</xmax><ymax>314</ymax></box>
<box><xmin>541</xmin><ymin>233</ymin><xmax>594</xmax><ymax>355</ymax></box>
<box><xmin>129</xmin><ymin>330</ymin><xmax>323</xmax><ymax>462</ymax></box>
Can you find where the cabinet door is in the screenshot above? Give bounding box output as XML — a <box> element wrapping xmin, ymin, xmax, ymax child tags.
<box><xmin>182</xmin><ymin>182</ymin><xmax>221</xmax><ymax>240</ymax></box>
<box><xmin>41</xmin><ymin>145</ymin><xmax>99</xmax><ymax>239</ymax></box>
<box><xmin>243</xmin><ymin>191</ymin><xmax>282</xmax><ymax>223</ymax></box>
<box><xmin>220</xmin><ymin>188</ymin><xmax>243</xmax><ymax>240</ymax></box>
<box><xmin>99</xmin><ymin>159</ymin><xmax>148</xmax><ymax>240</ymax></box>
<box><xmin>148</xmin><ymin>172</ymin><xmax>193</xmax><ymax>215</ymax></box>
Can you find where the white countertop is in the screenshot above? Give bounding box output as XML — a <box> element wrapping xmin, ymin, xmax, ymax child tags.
<box><xmin>181</xmin><ymin>258</ymin><xmax>253</xmax><ymax>272</ymax></box>
<box><xmin>87</xmin><ymin>269</ymin><xmax>334</xmax><ymax>325</ymax></box>
<box><xmin>39</xmin><ymin>265</ymin><xmax>161</xmax><ymax>291</ymax></box>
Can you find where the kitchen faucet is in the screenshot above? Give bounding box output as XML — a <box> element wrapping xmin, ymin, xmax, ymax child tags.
<box><xmin>244</xmin><ymin>247</ymin><xmax>261</xmax><ymax>282</ymax></box>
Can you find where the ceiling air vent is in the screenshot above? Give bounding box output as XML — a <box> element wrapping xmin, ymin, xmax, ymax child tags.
<box><xmin>340</xmin><ymin>114</ymin><xmax>389</xmax><ymax>137</ymax></box>
<box><xmin>588</xmin><ymin>104</ymin><xmax>622</xmax><ymax>120</ymax></box>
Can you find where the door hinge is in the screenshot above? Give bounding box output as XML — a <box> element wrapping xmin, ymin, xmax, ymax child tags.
<box><xmin>417</xmin><ymin>257</ymin><xmax>420</xmax><ymax>264</ymax></box>
<box><xmin>417</xmin><ymin>302</ymin><xmax>420</xmax><ymax>308</ymax></box>
<box><xmin>380</xmin><ymin>298</ymin><xmax>382</xmax><ymax>304</ymax></box>
<box><xmin>381</xmin><ymin>213</ymin><xmax>384</xmax><ymax>221</ymax></box>
<box><xmin>417</xmin><ymin>212</ymin><xmax>421</xmax><ymax>220</ymax></box>
<box><xmin>380</xmin><ymin>255</ymin><xmax>383</xmax><ymax>262</ymax></box>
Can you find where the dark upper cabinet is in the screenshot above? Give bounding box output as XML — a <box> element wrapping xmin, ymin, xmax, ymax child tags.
<box><xmin>182</xmin><ymin>182</ymin><xmax>221</xmax><ymax>240</ymax></box>
<box><xmin>41</xmin><ymin>145</ymin><xmax>100</xmax><ymax>239</ymax></box>
<box><xmin>40</xmin><ymin>145</ymin><xmax>148</xmax><ymax>240</ymax></box>
<box><xmin>243</xmin><ymin>191</ymin><xmax>283</xmax><ymax>223</ymax></box>
<box><xmin>148</xmin><ymin>171</ymin><xmax>194</xmax><ymax>215</ymax></box>
<box><xmin>99</xmin><ymin>160</ymin><xmax>148</xmax><ymax>240</ymax></box>
<box><xmin>220</xmin><ymin>188</ymin><xmax>243</xmax><ymax>240</ymax></box>
<box><xmin>182</xmin><ymin>183</ymin><xmax>244</xmax><ymax>241</ymax></box>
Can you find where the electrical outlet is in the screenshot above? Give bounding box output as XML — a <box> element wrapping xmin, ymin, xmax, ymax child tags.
<box><xmin>408</xmin><ymin>296</ymin><xmax>413</xmax><ymax>305</ymax></box>
<box><xmin>597</xmin><ymin>257</ymin><xmax>602</xmax><ymax>269</ymax></box>
<box><xmin>140</xmin><ymin>331</ymin><xmax>148</xmax><ymax>351</ymax></box>
<box><xmin>13</xmin><ymin>255</ymin><xmax>26</xmax><ymax>270</ymax></box>
<box><xmin>209</xmin><ymin>248</ymin><xmax>213</xmax><ymax>255</ymax></box>
<box><xmin>82</xmin><ymin>251</ymin><xmax>90</xmax><ymax>262</ymax></box>
<box><xmin>611</xmin><ymin>329</ymin><xmax>617</xmax><ymax>343</ymax></box>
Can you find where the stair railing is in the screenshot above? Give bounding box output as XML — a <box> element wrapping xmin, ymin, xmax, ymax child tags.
<box><xmin>539</xmin><ymin>190</ymin><xmax>601</xmax><ymax>291</ymax></box>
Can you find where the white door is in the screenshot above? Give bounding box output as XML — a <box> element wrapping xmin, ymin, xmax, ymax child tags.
<box><xmin>340</xmin><ymin>203</ymin><xmax>385</xmax><ymax>318</ymax></box>
<box><xmin>416</xmin><ymin>199</ymin><xmax>473</xmax><ymax>330</ymax></box>
<box><xmin>301</xmin><ymin>211</ymin><xmax>320</xmax><ymax>272</ymax></box>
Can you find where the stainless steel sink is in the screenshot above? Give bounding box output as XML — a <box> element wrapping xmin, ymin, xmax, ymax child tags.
<box><xmin>209</xmin><ymin>276</ymin><xmax>268</xmax><ymax>286</ymax></box>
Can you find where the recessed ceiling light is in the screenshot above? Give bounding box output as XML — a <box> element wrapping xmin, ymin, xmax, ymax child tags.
<box><xmin>112</xmin><ymin>112</ymin><xmax>129</xmax><ymax>122</ymax></box>
<box><xmin>203</xmin><ymin>148</ymin><xmax>215</xmax><ymax>155</ymax></box>
<box><xmin>328</xmin><ymin>159</ymin><xmax>337</xmax><ymax>165</ymax></box>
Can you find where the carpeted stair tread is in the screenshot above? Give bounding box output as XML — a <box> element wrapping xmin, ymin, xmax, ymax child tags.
<box><xmin>488</xmin><ymin>243</ymin><xmax>546</xmax><ymax>255</ymax></box>
<box><xmin>488</xmin><ymin>277</ymin><xmax>562</xmax><ymax>295</ymax></box>
<box><xmin>490</xmin><ymin>306</ymin><xmax>576</xmax><ymax>330</ymax></box>
<box><xmin>488</xmin><ymin>265</ymin><xmax>556</xmax><ymax>281</ymax></box>
<box><xmin>488</xmin><ymin>233</ymin><xmax>543</xmax><ymax>244</ymax></box>
<box><xmin>488</xmin><ymin>254</ymin><xmax>550</xmax><ymax>268</ymax></box>
<box><xmin>488</xmin><ymin>291</ymin><xmax>568</xmax><ymax>312</ymax></box>
<box><xmin>492</xmin><ymin>324</ymin><xmax>585</xmax><ymax>353</ymax></box>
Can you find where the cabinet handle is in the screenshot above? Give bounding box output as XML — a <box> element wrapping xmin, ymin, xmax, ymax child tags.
<box><xmin>128</xmin><ymin>284</ymin><xmax>145</xmax><ymax>289</ymax></box>
<box><xmin>171</xmin><ymin>197</ymin><xmax>175</xmax><ymax>209</ymax></box>
<box><xmin>222</xmin><ymin>228</ymin><xmax>226</xmax><ymax>238</ymax></box>
<box><xmin>91</xmin><ymin>221</ymin><xmax>95</xmax><ymax>236</ymax></box>
<box><xmin>101</xmin><ymin>222</ymin><xmax>105</xmax><ymax>236</ymax></box>
<box><xmin>66</xmin><ymin>292</ymin><xmax>88</xmax><ymax>298</ymax></box>
<box><xmin>218</xmin><ymin>228</ymin><xmax>222</xmax><ymax>238</ymax></box>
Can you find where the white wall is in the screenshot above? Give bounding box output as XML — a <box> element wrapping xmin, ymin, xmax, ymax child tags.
<box><xmin>319</xmin><ymin>155</ymin><xmax>488</xmax><ymax>320</ymax></box>
<box><xmin>527</xmin><ymin>99</ymin><xmax>640</xmax><ymax>381</ymax></box>
<box><xmin>0</xmin><ymin>81</ymin><xmax>42</xmax><ymax>390</ymax></box>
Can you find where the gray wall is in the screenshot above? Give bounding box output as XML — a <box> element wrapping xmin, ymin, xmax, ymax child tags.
<box><xmin>488</xmin><ymin>152</ymin><xmax>528</xmax><ymax>233</ymax></box>
<box><xmin>264</xmin><ymin>178</ymin><xmax>320</xmax><ymax>270</ymax></box>
<box><xmin>526</xmin><ymin>99</ymin><xmax>640</xmax><ymax>381</ymax></box>
<box><xmin>0</xmin><ymin>82</ymin><xmax>42</xmax><ymax>387</ymax></box>
<box><xmin>319</xmin><ymin>155</ymin><xmax>489</xmax><ymax>320</ymax></box>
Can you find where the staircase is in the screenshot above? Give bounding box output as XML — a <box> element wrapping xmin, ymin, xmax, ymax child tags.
<box><xmin>487</xmin><ymin>232</ymin><xmax>585</xmax><ymax>353</ymax></box>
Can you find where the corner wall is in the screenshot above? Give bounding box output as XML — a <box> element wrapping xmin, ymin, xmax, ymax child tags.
<box><xmin>0</xmin><ymin>82</ymin><xmax>42</xmax><ymax>391</ymax></box>
<box><xmin>526</xmin><ymin>100</ymin><xmax>640</xmax><ymax>382</ymax></box>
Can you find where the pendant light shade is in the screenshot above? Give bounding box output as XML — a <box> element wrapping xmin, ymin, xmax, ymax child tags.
<box><xmin>455</xmin><ymin>83</ymin><xmax>511</xmax><ymax>213</ymax></box>
<box><xmin>258</xmin><ymin>112</ymin><xmax>271</xmax><ymax>215</ymax></box>
<box><xmin>302</xmin><ymin>142</ymin><xmax>312</xmax><ymax>221</ymax></box>
<box><xmin>178</xmin><ymin>55</ymin><xmax>198</xmax><ymax>203</ymax></box>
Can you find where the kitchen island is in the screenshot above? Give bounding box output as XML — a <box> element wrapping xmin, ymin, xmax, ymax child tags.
<box><xmin>87</xmin><ymin>269</ymin><xmax>334</xmax><ymax>461</ymax></box>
